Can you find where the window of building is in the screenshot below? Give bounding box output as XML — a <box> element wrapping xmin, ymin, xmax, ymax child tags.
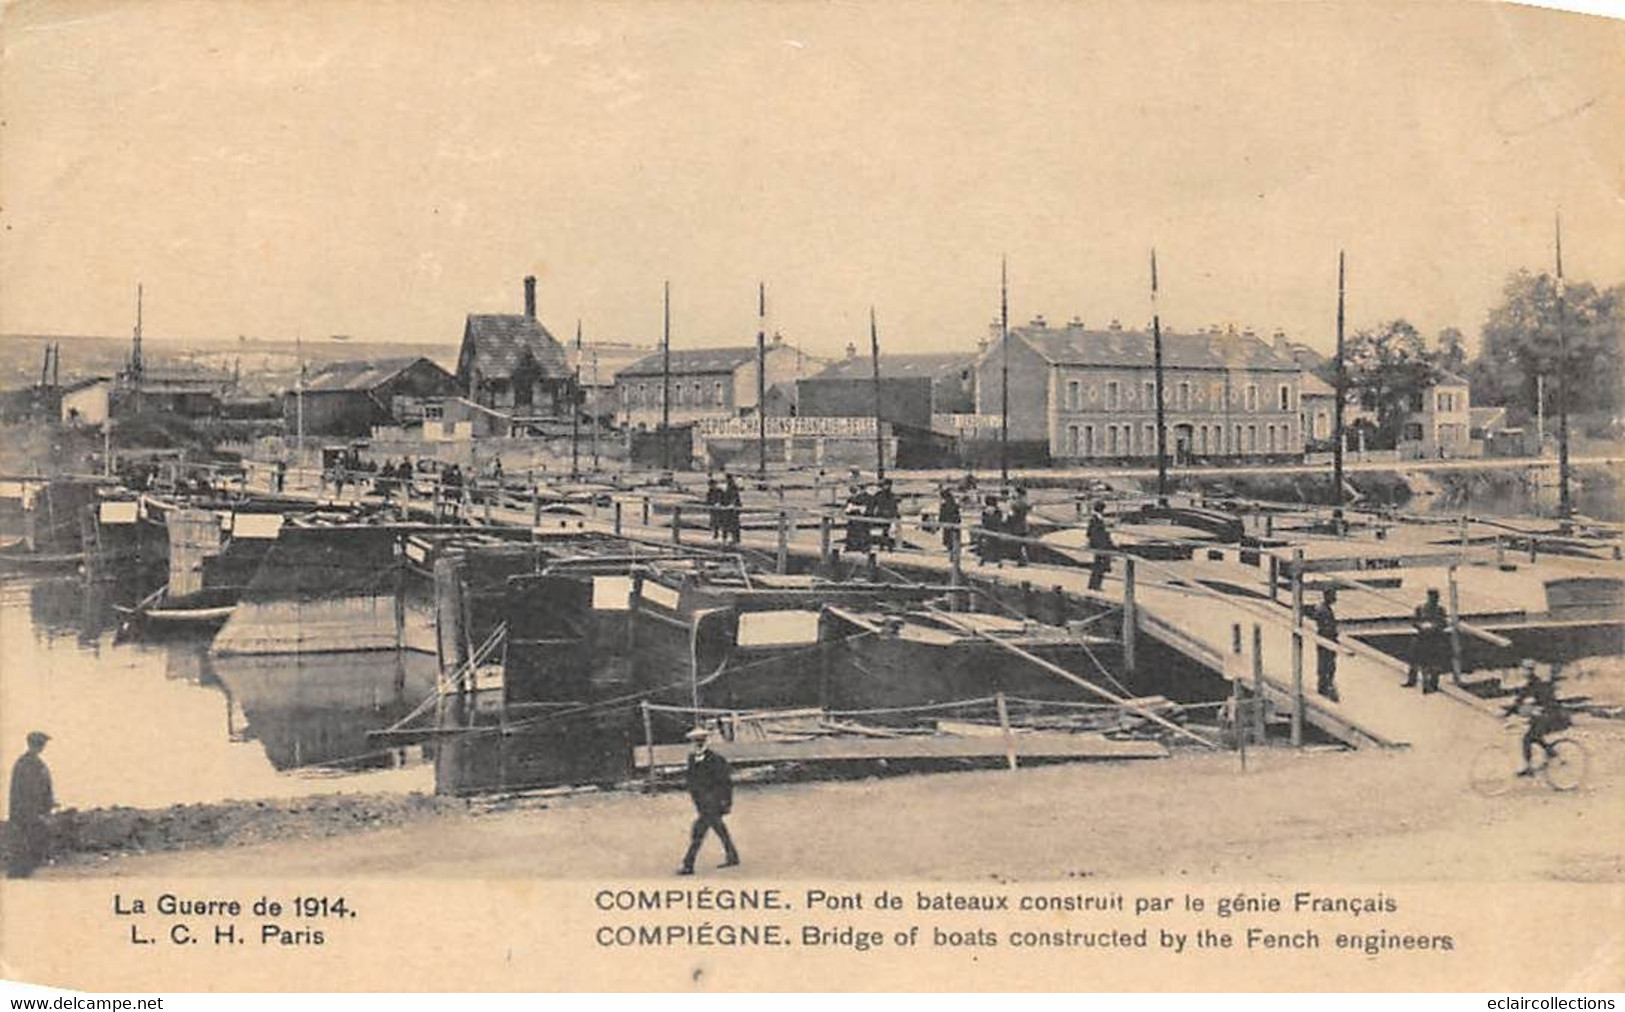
<box><xmin>1144</xmin><ymin>424</ymin><xmax>1155</xmax><ymax>453</ymax></box>
<box><xmin>1245</xmin><ymin>384</ymin><xmax>1258</xmax><ymax>412</ymax></box>
<box><xmin>1234</xmin><ymin>425</ymin><xmax>1242</xmax><ymax>453</ymax></box>
<box><xmin>423</xmin><ymin>403</ymin><xmax>444</xmax><ymax>421</ymax></box>
<box><xmin>1067</xmin><ymin>425</ymin><xmax>1079</xmax><ymax>456</ymax></box>
<box><xmin>1437</xmin><ymin>391</ymin><xmax>1455</xmax><ymax>412</ymax></box>
<box><xmin>1248</xmin><ymin>425</ymin><xmax>1258</xmax><ymax>452</ymax></box>
<box><xmin>1198</xmin><ymin>426</ymin><xmax>1208</xmax><ymax>454</ymax></box>
<box><xmin>1279</xmin><ymin>384</ymin><xmax>1291</xmax><ymax>412</ymax></box>
<box><xmin>1083</xmin><ymin>425</ymin><xmax>1094</xmax><ymax>456</ymax></box>
<box><xmin>1106</xmin><ymin>381</ymin><xmax>1120</xmax><ymax>410</ymax></box>
<box><xmin>1178</xmin><ymin>381</ymin><xmax>1191</xmax><ymax>410</ymax></box>
<box><xmin>1266</xmin><ymin>425</ymin><xmax>1276</xmax><ymax>452</ymax></box>
<box><xmin>1143</xmin><ymin>381</ymin><xmax>1155</xmax><ymax>407</ymax></box>
<box><xmin>714</xmin><ymin>381</ymin><xmax>725</xmax><ymax>405</ymax></box>
<box><xmin>1067</xmin><ymin>380</ymin><xmax>1080</xmax><ymax>410</ymax></box>
<box><xmin>1107</xmin><ymin>426</ymin><xmax>1119</xmax><ymax>455</ymax></box>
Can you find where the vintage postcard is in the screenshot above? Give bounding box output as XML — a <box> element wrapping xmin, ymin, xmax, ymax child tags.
<box><xmin>1</xmin><ymin>0</ymin><xmax>1621</xmax><ymax>993</ymax></box>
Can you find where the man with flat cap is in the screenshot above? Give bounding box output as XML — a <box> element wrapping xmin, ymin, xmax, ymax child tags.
<box><xmin>677</xmin><ymin>727</ymin><xmax>739</xmax><ymax>875</ymax></box>
<box><xmin>8</xmin><ymin>731</ymin><xmax>55</xmax><ymax>878</ymax></box>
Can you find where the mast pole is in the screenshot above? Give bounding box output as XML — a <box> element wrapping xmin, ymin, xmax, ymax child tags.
<box><xmin>1151</xmin><ymin>249</ymin><xmax>1168</xmax><ymax>501</ymax></box>
<box><xmin>590</xmin><ymin>348</ymin><xmax>601</xmax><ymax>471</ymax></box>
<box><xmin>757</xmin><ymin>281</ymin><xmax>767</xmax><ymax>482</ymax></box>
<box><xmin>870</xmin><ymin>306</ymin><xmax>885</xmax><ymax>480</ymax></box>
<box><xmin>1000</xmin><ymin>256</ymin><xmax>1010</xmax><ymax>488</ymax></box>
<box><xmin>1333</xmin><ymin>250</ymin><xmax>1346</xmax><ymax>508</ymax></box>
<box><xmin>1555</xmin><ymin>213</ymin><xmax>1571</xmax><ymax>520</ymax></box>
<box><xmin>661</xmin><ymin>281</ymin><xmax>671</xmax><ymax>472</ymax></box>
<box><xmin>571</xmin><ymin>319</ymin><xmax>582</xmax><ymax>481</ymax></box>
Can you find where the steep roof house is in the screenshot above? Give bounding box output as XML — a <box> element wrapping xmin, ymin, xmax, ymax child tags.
<box><xmin>455</xmin><ymin>276</ymin><xmax>574</xmax><ymax>416</ymax></box>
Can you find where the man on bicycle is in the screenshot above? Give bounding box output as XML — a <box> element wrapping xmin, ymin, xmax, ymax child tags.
<box><xmin>1503</xmin><ymin>660</ymin><xmax>1570</xmax><ymax>777</ymax></box>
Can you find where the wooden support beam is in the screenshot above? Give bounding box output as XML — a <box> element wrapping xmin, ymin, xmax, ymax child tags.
<box><xmin>1251</xmin><ymin>622</ymin><xmax>1266</xmax><ymax>743</ymax></box>
<box><xmin>1291</xmin><ymin>547</ymin><xmax>1305</xmax><ymax>748</ymax></box>
<box><xmin>995</xmin><ymin>691</ymin><xmax>1018</xmax><ymax>771</ymax></box>
<box><xmin>1122</xmin><ymin>557</ymin><xmax>1138</xmax><ymax>674</ymax></box>
<box><xmin>923</xmin><ymin>604</ymin><xmax>1219</xmax><ymax>750</ymax></box>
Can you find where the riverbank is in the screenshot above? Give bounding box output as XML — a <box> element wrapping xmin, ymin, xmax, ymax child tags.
<box><xmin>26</xmin><ymin>717</ymin><xmax>1624</xmax><ymax>881</ymax></box>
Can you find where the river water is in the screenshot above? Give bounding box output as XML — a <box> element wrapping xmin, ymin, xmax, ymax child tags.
<box><xmin>0</xmin><ymin>576</ymin><xmax>431</xmax><ymax>815</ymax></box>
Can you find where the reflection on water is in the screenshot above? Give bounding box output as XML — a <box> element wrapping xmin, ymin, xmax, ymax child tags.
<box><xmin>0</xmin><ymin>576</ymin><xmax>430</xmax><ymax>813</ymax></box>
<box><xmin>1422</xmin><ymin>473</ymin><xmax>1622</xmax><ymax>522</ymax></box>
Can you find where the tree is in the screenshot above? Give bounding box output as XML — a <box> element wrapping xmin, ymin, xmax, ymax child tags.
<box><xmin>1472</xmin><ymin>270</ymin><xmax>1623</xmax><ymax>420</ymax></box>
<box><xmin>1435</xmin><ymin>327</ymin><xmax>1467</xmax><ymax>377</ymax></box>
<box><xmin>1342</xmin><ymin>319</ymin><xmax>1438</xmax><ymax>447</ymax></box>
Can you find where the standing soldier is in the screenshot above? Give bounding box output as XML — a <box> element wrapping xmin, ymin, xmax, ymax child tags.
<box><xmin>677</xmin><ymin>728</ymin><xmax>739</xmax><ymax>875</ymax></box>
<box><xmin>7</xmin><ymin>731</ymin><xmax>55</xmax><ymax>878</ymax></box>
<box><xmin>1086</xmin><ymin>501</ymin><xmax>1114</xmax><ymax>591</ymax></box>
<box><xmin>1409</xmin><ymin>588</ymin><xmax>1450</xmax><ymax>694</ymax></box>
<box><xmin>1305</xmin><ymin>588</ymin><xmax>1342</xmax><ymax>702</ymax></box>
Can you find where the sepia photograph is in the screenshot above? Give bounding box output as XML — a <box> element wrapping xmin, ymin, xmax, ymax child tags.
<box><xmin>0</xmin><ymin>0</ymin><xmax>1621</xmax><ymax>993</ymax></box>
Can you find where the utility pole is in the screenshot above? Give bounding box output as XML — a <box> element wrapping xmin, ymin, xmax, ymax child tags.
<box><xmin>870</xmin><ymin>306</ymin><xmax>885</xmax><ymax>480</ymax></box>
<box><xmin>571</xmin><ymin>319</ymin><xmax>582</xmax><ymax>481</ymax></box>
<box><xmin>661</xmin><ymin>281</ymin><xmax>671</xmax><ymax>472</ymax></box>
<box><xmin>1151</xmin><ymin>249</ymin><xmax>1168</xmax><ymax>501</ymax></box>
<box><xmin>757</xmin><ymin>282</ymin><xmax>767</xmax><ymax>482</ymax></box>
<box><xmin>1000</xmin><ymin>256</ymin><xmax>1010</xmax><ymax>489</ymax></box>
<box><xmin>1554</xmin><ymin>213</ymin><xmax>1571</xmax><ymax>520</ymax></box>
<box><xmin>1333</xmin><ymin>251</ymin><xmax>1346</xmax><ymax>509</ymax></box>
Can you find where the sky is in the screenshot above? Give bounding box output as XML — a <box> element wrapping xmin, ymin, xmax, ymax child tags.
<box><xmin>1</xmin><ymin>0</ymin><xmax>1622</xmax><ymax>362</ymax></box>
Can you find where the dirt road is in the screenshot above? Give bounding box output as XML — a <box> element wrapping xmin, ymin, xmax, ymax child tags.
<box><xmin>48</xmin><ymin>722</ymin><xmax>1623</xmax><ymax>882</ymax></box>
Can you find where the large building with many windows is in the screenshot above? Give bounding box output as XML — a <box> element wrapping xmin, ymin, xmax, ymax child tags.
<box><xmin>612</xmin><ymin>335</ymin><xmax>824</xmax><ymax>430</ymax></box>
<box><xmin>973</xmin><ymin>318</ymin><xmax>1305</xmax><ymax>462</ymax></box>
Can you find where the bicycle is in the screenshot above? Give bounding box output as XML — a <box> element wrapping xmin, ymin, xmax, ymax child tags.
<box><xmin>1469</xmin><ymin>720</ymin><xmax>1590</xmax><ymax>796</ymax></box>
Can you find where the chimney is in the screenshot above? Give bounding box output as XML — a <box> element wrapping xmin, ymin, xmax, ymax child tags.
<box><xmin>1068</xmin><ymin>316</ymin><xmax>1084</xmax><ymax>329</ymax></box>
<box><xmin>523</xmin><ymin>275</ymin><xmax>537</xmax><ymax>319</ymax></box>
<box><xmin>772</xmin><ymin>330</ymin><xmax>784</xmax><ymax>345</ymax></box>
<box><xmin>1030</xmin><ymin>314</ymin><xmax>1047</xmax><ymax>328</ymax></box>
<box><xmin>1273</xmin><ymin>330</ymin><xmax>1291</xmax><ymax>354</ymax></box>
<box><xmin>1108</xmin><ymin>318</ymin><xmax>1123</xmax><ymax>332</ymax></box>
<box><xmin>845</xmin><ymin>341</ymin><xmax>858</xmax><ymax>360</ymax></box>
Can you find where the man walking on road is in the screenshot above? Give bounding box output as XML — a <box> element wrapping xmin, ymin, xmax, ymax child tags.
<box><xmin>7</xmin><ymin>731</ymin><xmax>55</xmax><ymax>878</ymax></box>
<box><xmin>677</xmin><ymin>728</ymin><xmax>739</xmax><ymax>875</ymax></box>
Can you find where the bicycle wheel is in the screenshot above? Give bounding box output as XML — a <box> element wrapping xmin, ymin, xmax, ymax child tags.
<box><xmin>1470</xmin><ymin>742</ymin><xmax>1519</xmax><ymax>797</ymax></box>
<box><xmin>1540</xmin><ymin>739</ymin><xmax>1590</xmax><ymax>792</ymax></box>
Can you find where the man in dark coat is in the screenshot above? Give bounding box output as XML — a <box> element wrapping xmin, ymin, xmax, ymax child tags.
<box><xmin>870</xmin><ymin>479</ymin><xmax>900</xmax><ymax>551</ymax></box>
<box><xmin>1408</xmin><ymin>588</ymin><xmax>1450</xmax><ymax>693</ymax></box>
<box><xmin>705</xmin><ymin>477</ymin><xmax>724</xmax><ymax>540</ymax></box>
<box><xmin>7</xmin><ymin>731</ymin><xmax>55</xmax><ymax>878</ymax></box>
<box><xmin>937</xmin><ymin>486</ymin><xmax>962</xmax><ymax>554</ymax></box>
<box><xmin>1305</xmin><ymin>588</ymin><xmax>1342</xmax><ymax>702</ymax></box>
<box><xmin>978</xmin><ymin>496</ymin><xmax>1004</xmax><ymax>565</ymax></box>
<box><xmin>677</xmin><ymin>728</ymin><xmax>739</xmax><ymax>874</ymax></box>
<box><xmin>1006</xmin><ymin>487</ymin><xmax>1031</xmax><ymax>565</ymax></box>
<box><xmin>721</xmin><ymin>475</ymin><xmax>743</xmax><ymax>545</ymax></box>
<box><xmin>1086</xmin><ymin>501</ymin><xmax>1114</xmax><ymax>591</ymax></box>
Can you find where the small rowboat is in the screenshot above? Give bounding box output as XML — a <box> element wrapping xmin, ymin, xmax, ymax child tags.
<box><xmin>115</xmin><ymin>586</ymin><xmax>238</xmax><ymax>635</ymax></box>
